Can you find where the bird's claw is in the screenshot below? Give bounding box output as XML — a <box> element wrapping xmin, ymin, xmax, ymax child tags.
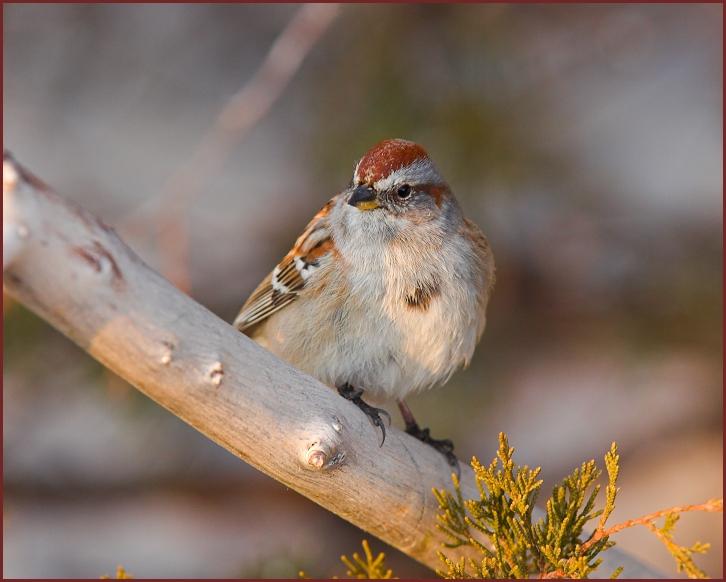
<box><xmin>338</xmin><ymin>383</ymin><xmax>390</xmax><ymax>446</ymax></box>
<box><xmin>406</xmin><ymin>424</ymin><xmax>460</xmax><ymax>478</ymax></box>
<box><xmin>355</xmin><ymin>398</ymin><xmax>390</xmax><ymax>446</ymax></box>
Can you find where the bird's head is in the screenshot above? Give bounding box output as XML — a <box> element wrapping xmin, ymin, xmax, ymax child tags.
<box><xmin>345</xmin><ymin>139</ymin><xmax>457</xmax><ymax>226</ymax></box>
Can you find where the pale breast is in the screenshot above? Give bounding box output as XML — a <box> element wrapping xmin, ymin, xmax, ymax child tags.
<box><xmin>253</xmin><ymin>236</ymin><xmax>484</xmax><ymax>401</ymax></box>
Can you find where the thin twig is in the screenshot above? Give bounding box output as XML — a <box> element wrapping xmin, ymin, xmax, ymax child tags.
<box><xmin>540</xmin><ymin>498</ymin><xmax>723</xmax><ymax>578</ymax></box>
<box><xmin>580</xmin><ymin>498</ymin><xmax>723</xmax><ymax>553</ymax></box>
<box><xmin>123</xmin><ymin>4</ymin><xmax>340</xmax><ymax>292</ymax></box>
<box><xmin>539</xmin><ymin>569</ymin><xmax>565</xmax><ymax>579</ymax></box>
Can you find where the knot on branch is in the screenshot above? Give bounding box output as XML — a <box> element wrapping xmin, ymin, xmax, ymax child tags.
<box><xmin>3</xmin><ymin>155</ymin><xmax>19</xmax><ymax>190</ymax></box>
<box><xmin>4</xmin><ymin>155</ymin><xmax>30</xmax><ymax>270</ymax></box>
<box><xmin>301</xmin><ymin>415</ymin><xmax>346</xmax><ymax>472</ymax></box>
<box><xmin>71</xmin><ymin>241</ymin><xmax>125</xmax><ymax>288</ymax></box>
<box><xmin>207</xmin><ymin>360</ymin><xmax>224</xmax><ymax>387</ymax></box>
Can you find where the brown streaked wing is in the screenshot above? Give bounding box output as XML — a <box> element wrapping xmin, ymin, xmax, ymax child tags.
<box><xmin>233</xmin><ymin>196</ymin><xmax>338</xmax><ymax>333</ymax></box>
<box><xmin>463</xmin><ymin>217</ymin><xmax>496</xmax><ymax>339</ymax></box>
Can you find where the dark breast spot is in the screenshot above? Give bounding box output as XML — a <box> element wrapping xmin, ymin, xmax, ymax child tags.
<box><xmin>405</xmin><ymin>279</ymin><xmax>440</xmax><ymax>312</ymax></box>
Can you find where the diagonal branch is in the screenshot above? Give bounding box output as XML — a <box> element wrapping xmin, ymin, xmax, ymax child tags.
<box><xmin>2</xmin><ymin>153</ymin><xmax>662</xmax><ymax>578</ymax></box>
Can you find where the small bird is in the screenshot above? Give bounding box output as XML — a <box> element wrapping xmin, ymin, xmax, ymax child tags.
<box><xmin>234</xmin><ymin>139</ymin><xmax>495</xmax><ymax>468</ymax></box>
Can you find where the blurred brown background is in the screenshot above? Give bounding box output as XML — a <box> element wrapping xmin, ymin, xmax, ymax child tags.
<box><xmin>3</xmin><ymin>3</ymin><xmax>722</xmax><ymax>578</ymax></box>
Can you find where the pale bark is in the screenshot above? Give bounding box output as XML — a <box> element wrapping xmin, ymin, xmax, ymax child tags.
<box><xmin>2</xmin><ymin>154</ymin><xmax>662</xmax><ymax>578</ymax></box>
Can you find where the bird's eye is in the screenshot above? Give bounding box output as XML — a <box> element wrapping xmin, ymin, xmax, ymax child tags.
<box><xmin>396</xmin><ymin>184</ymin><xmax>411</xmax><ymax>199</ymax></box>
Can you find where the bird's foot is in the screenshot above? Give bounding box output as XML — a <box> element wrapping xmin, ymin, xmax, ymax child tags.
<box><xmin>406</xmin><ymin>423</ymin><xmax>460</xmax><ymax>476</ymax></box>
<box><xmin>338</xmin><ymin>383</ymin><xmax>391</xmax><ymax>446</ymax></box>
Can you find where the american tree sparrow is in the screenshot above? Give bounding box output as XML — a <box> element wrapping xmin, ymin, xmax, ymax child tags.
<box><xmin>235</xmin><ymin>139</ymin><xmax>495</xmax><ymax>468</ymax></box>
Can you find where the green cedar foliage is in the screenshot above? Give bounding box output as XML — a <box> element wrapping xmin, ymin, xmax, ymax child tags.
<box><xmin>433</xmin><ymin>433</ymin><xmax>719</xmax><ymax>579</ymax></box>
<box><xmin>434</xmin><ymin>434</ymin><xmax>618</xmax><ymax>578</ymax></box>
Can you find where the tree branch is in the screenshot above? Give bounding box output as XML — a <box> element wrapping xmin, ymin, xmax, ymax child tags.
<box><xmin>2</xmin><ymin>153</ymin><xmax>662</xmax><ymax>578</ymax></box>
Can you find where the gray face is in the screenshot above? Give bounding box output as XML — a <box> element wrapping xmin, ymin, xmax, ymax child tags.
<box><xmin>347</xmin><ymin>158</ymin><xmax>452</xmax><ymax>225</ymax></box>
<box><xmin>375</xmin><ymin>181</ymin><xmax>441</xmax><ymax>221</ymax></box>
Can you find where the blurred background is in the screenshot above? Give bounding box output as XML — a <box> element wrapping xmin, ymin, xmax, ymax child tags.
<box><xmin>3</xmin><ymin>3</ymin><xmax>722</xmax><ymax>578</ymax></box>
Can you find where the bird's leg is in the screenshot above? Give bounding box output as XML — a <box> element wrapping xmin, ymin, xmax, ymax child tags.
<box><xmin>338</xmin><ymin>383</ymin><xmax>391</xmax><ymax>446</ymax></box>
<box><xmin>397</xmin><ymin>400</ymin><xmax>459</xmax><ymax>474</ymax></box>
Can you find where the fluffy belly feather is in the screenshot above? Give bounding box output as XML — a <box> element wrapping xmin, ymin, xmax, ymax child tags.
<box><xmin>251</xmin><ymin>278</ymin><xmax>476</xmax><ymax>401</ymax></box>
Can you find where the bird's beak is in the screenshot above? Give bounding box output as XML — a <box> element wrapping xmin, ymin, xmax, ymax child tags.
<box><xmin>347</xmin><ymin>185</ymin><xmax>380</xmax><ymax>211</ymax></box>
